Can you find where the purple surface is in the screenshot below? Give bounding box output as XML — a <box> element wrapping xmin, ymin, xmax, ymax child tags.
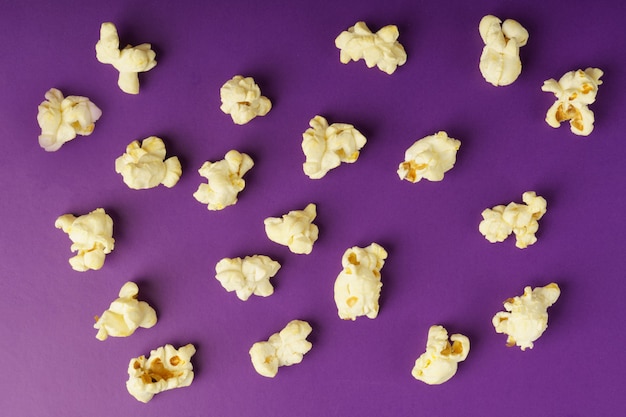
<box><xmin>1</xmin><ymin>0</ymin><xmax>625</xmax><ymax>415</ymax></box>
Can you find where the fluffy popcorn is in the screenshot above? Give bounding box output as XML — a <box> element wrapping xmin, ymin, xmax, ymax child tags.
<box><xmin>335</xmin><ymin>21</ymin><xmax>407</xmax><ymax>74</ymax></box>
<box><xmin>264</xmin><ymin>203</ymin><xmax>319</xmax><ymax>254</ymax></box>
<box><xmin>95</xmin><ymin>22</ymin><xmax>157</xmax><ymax>94</ymax></box>
<box><xmin>334</xmin><ymin>243</ymin><xmax>387</xmax><ymax>320</ymax></box>
<box><xmin>215</xmin><ymin>255</ymin><xmax>281</xmax><ymax>301</ymax></box>
<box><xmin>411</xmin><ymin>325</ymin><xmax>470</xmax><ymax>385</ymax></box>
<box><xmin>94</xmin><ymin>281</ymin><xmax>157</xmax><ymax>340</ymax></box>
<box><xmin>492</xmin><ymin>283</ymin><xmax>561</xmax><ymax>350</ymax></box>
<box><xmin>193</xmin><ymin>150</ymin><xmax>254</xmax><ymax>210</ymax></box>
<box><xmin>55</xmin><ymin>208</ymin><xmax>115</xmax><ymax>271</ymax></box>
<box><xmin>115</xmin><ymin>136</ymin><xmax>182</xmax><ymax>189</ymax></box>
<box><xmin>249</xmin><ymin>320</ymin><xmax>312</xmax><ymax>378</ymax></box>
<box><xmin>126</xmin><ymin>343</ymin><xmax>196</xmax><ymax>403</ymax></box>
<box><xmin>478</xmin><ymin>15</ymin><xmax>529</xmax><ymax>86</ymax></box>
<box><xmin>542</xmin><ymin>68</ymin><xmax>603</xmax><ymax>136</ymax></box>
<box><xmin>37</xmin><ymin>88</ymin><xmax>102</xmax><ymax>152</ymax></box>
<box><xmin>397</xmin><ymin>131</ymin><xmax>461</xmax><ymax>182</ymax></box>
<box><xmin>302</xmin><ymin>115</ymin><xmax>367</xmax><ymax>179</ymax></box>
<box><xmin>479</xmin><ymin>191</ymin><xmax>547</xmax><ymax>249</ymax></box>
<box><xmin>219</xmin><ymin>75</ymin><xmax>272</xmax><ymax>124</ymax></box>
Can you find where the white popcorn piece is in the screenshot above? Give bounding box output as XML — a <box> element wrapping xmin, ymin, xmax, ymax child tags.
<box><xmin>55</xmin><ymin>208</ymin><xmax>115</xmax><ymax>271</ymax></box>
<box><xmin>492</xmin><ymin>283</ymin><xmax>561</xmax><ymax>350</ymax></box>
<box><xmin>37</xmin><ymin>88</ymin><xmax>102</xmax><ymax>152</ymax></box>
<box><xmin>126</xmin><ymin>343</ymin><xmax>196</xmax><ymax>403</ymax></box>
<box><xmin>334</xmin><ymin>243</ymin><xmax>387</xmax><ymax>320</ymax></box>
<box><xmin>94</xmin><ymin>281</ymin><xmax>157</xmax><ymax>341</ymax></box>
<box><xmin>397</xmin><ymin>131</ymin><xmax>461</xmax><ymax>183</ymax></box>
<box><xmin>335</xmin><ymin>21</ymin><xmax>407</xmax><ymax>74</ymax></box>
<box><xmin>215</xmin><ymin>255</ymin><xmax>281</xmax><ymax>301</ymax></box>
<box><xmin>249</xmin><ymin>320</ymin><xmax>312</xmax><ymax>378</ymax></box>
<box><xmin>264</xmin><ymin>204</ymin><xmax>319</xmax><ymax>254</ymax></box>
<box><xmin>479</xmin><ymin>191</ymin><xmax>547</xmax><ymax>249</ymax></box>
<box><xmin>219</xmin><ymin>75</ymin><xmax>272</xmax><ymax>125</ymax></box>
<box><xmin>542</xmin><ymin>68</ymin><xmax>603</xmax><ymax>136</ymax></box>
<box><xmin>411</xmin><ymin>325</ymin><xmax>470</xmax><ymax>385</ymax></box>
<box><xmin>478</xmin><ymin>15</ymin><xmax>529</xmax><ymax>86</ymax></box>
<box><xmin>95</xmin><ymin>22</ymin><xmax>157</xmax><ymax>94</ymax></box>
<box><xmin>302</xmin><ymin>115</ymin><xmax>367</xmax><ymax>179</ymax></box>
<box><xmin>193</xmin><ymin>150</ymin><xmax>254</xmax><ymax>210</ymax></box>
<box><xmin>115</xmin><ymin>136</ymin><xmax>182</xmax><ymax>189</ymax></box>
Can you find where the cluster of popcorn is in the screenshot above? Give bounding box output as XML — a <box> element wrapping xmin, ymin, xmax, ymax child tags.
<box><xmin>115</xmin><ymin>136</ymin><xmax>182</xmax><ymax>189</ymax></box>
<box><xmin>479</xmin><ymin>191</ymin><xmax>547</xmax><ymax>249</ymax></box>
<box><xmin>333</xmin><ymin>243</ymin><xmax>388</xmax><ymax>321</ymax></box>
<box><xmin>478</xmin><ymin>15</ymin><xmax>529</xmax><ymax>86</ymax></box>
<box><xmin>94</xmin><ymin>281</ymin><xmax>157</xmax><ymax>341</ymax></box>
<box><xmin>249</xmin><ymin>320</ymin><xmax>313</xmax><ymax>378</ymax></box>
<box><xmin>492</xmin><ymin>283</ymin><xmax>561</xmax><ymax>350</ymax></box>
<box><xmin>397</xmin><ymin>131</ymin><xmax>461</xmax><ymax>183</ymax></box>
<box><xmin>126</xmin><ymin>343</ymin><xmax>196</xmax><ymax>403</ymax></box>
<box><xmin>214</xmin><ymin>255</ymin><xmax>281</xmax><ymax>301</ymax></box>
<box><xmin>302</xmin><ymin>115</ymin><xmax>367</xmax><ymax>179</ymax></box>
<box><xmin>95</xmin><ymin>22</ymin><xmax>157</xmax><ymax>94</ymax></box>
<box><xmin>335</xmin><ymin>21</ymin><xmax>407</xmax><ymax>75</ymax></box>
<box><xmin>411</xmin><ymin>325</ymin><xmax>470</xmax><ymax>385</ymax></box>
<box><xmin>193</xmin><ymin>150</ymin><xmax>254</xmax><ymax>210</ymax></box>
<box><xmin>37</xmin><ymin>88</ymin><xmax>102</xmax><ymax>152</ymax></box>
<box><xmin>264</xmin><ymin>203</ymin><xmax>319</xmax><ymax>254</ymax></box>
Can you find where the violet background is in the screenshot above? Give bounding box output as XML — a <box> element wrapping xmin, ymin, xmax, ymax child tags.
<box><xmin>1</xmin><ymin>0</ymin><xmax>625</xmax><ymax>416</ymax></box>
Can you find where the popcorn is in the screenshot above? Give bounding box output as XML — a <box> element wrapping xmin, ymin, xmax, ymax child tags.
<box><xmin>193</xmin><ymin>150</ymin><xmax>254</xmax><ymax>210</ymax></box>
<box><xmin>397</xmin><ymin>131</ymin><xmax>461</xmax><ymax>183</ymax></box>
<box><xmin>411</xmin><ymin>325</ymin><xmax>470</xmax><ymax>385</ymax></box>
<box><xmin>249</xmin><ymin>320</ymin><xmax>312</xmax><ymax>378</ymax></box>
<box><xmin>492</xmin><ymin>283</ymin><xmax>561</xmax><ymax>350</ymax></box>
<box><xmin>335</xmin><ymin>21</ymin><xmax>407</xmax><ymax>74</ymax></box>
<box><xmin>302</xmin><ymin>115</ymin><xmax>367</xmax><ymax>179</ymax></box>
<box><xmin>95</xmin><ymin>22</ymin><xmax>157</xmax><ymax>94</ymax></box>
<box><xmin>126</xmin><ymin>343</ymin><xmax>196</xmax><ymax>403</ymax></box>
<box><xmin>115</xmin><ymin>136</ymin><xmax>182</xmax><ymax>189</ymax></box>
<box><xmin>55</xmin><ymin>208</ymin><xmax>115</xmax><ymax>271</ymax></box>
<box><xmin>542</xmin><ymin>68</ymin><xmax>603</xmax><ymax>136</ymax></box>
<box><xmin>219</xmin><ymin>75</ymin><xmax>272</xmax><ymax>125</ymax></box>
<box><xmin>479</xmin><ymin>191</ymin><xmax>547</xmax><ymax>249</ymax></box>
<box><xmin>264</xmin><ymin>203</ymin><xmax>319</xmax><ymax>254</ymax></box>
<box><xmin>478</xmin><ymin>15</ymin><xmax>529</xmax><ymax>86</ymax></box>
<box><xmin>333</xmin><ymin>243</ymin><xmax>387</xmax><ymax>320</ymax></box>
<box><xmin>94</xmin><ymin>281</ymin><xmax>157</xmax><ymax>340</ymax></box>
<box><xmin>215</xmin><ymin>255</ymin><xmax>281</xmax><ymax>301</ymax></box>
<box><xmin>37</xmin><ymin>88</ymin><xmax>102</xmax><ymax>152</ymax></box>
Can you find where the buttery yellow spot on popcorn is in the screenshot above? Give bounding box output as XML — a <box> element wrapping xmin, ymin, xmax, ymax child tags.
<box><xmin>346</xmin><ymin>296</ymin><xmax>358</xmax><ymax>307</ymax></box>
<box><xmin>140</xmin><ymin>358</ymin><xmax>182</xmax><ymax>384</ymax></box>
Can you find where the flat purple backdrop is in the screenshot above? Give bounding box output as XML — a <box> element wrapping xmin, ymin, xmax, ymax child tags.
<box><xmin>1</xmin><ymin>0</ymin><xmax>625</xmax><ymax>416</ymax></box>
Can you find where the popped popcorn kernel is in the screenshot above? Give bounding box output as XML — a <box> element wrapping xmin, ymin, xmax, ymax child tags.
<box><xmin>37</xmin><ymin>88</ymin><xmax>102</xmax><ymax>152</ymax></box>
<box><xmin>264</xmin><ymin>203</ymin><xmax>319</xmax><ymax>254</ymax></box>
<box><xmin>55</xmin><ymin>208</ymin><xmax>115</xmax><ymax>271</ymax></box>
<box><xmin>411</xmin><ymin>325</ymin><xmax>470</xmax><ymax>385</ymax></box>
<box><xmin>542</xmin><ymin>68</ymin><xmax>603</xmax><ymax>136</ymax></box>
<box><xmin>215</xmin><ymin>255</ymin><xmax>281</xmax><ymax>301</ymax></box>
<box><xmin>335</xmin><ymin>21</ymin><xmax>407</xmax><ymax>74</ymax></box>
<box><xmin>115</xmin><ymin>136</ymin><xmax>182</xmax><ymax>189</ymax></box>
<box><xmin>397</xmin><ymin>131</ymin><xmax>461</xmax><ymax>183</ymax></box>
<box><xmin>249</xmin><ymin>320</ymin><xmax>312</xmax><ymax>378</ymax></box>
<box><xmin>492</xmin><ymin>283</ymin><xmax>560</xmax><ymax>350</ymax></box>
<box><xmin>302</xmin><ymin>115</ymin><xmax>367</xmax><ymax>179</ymax></box>
<box><xmin>334</xmin><ymin>243</ymin><xmax>387</xmax><ymax>320</ymax></box>
<box><xmin>219</xmin><ymin>75</ymin><xmax>271</xmax><ymax>124</ymax></box>
<box><xmin>479</xmin><ymin>15</ymin><xmax>528</xmax><ymax>86</ymax></box>
<box><xmin>479</xmin><ymin>191</ymin><xmax>547</xmax><ymax>249</ymax></box>
<box><xmin>193</xmin><ymin>150</ymin><xmax>254</xmax><ymax>210</ymax></box>
<box><xmin>95</xmin><ymin>22</ymin><xmax>157</xmax><ymax>94</ymax></box>
<box><xmin>94</xmin><ymin>281</ymin><xmax>157</xmax><ymax>340</ymax></box>
<box><xmin>126</xmin><ymin>343</ymin><xmax>196</xmax><ymax>403</ymax></box>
